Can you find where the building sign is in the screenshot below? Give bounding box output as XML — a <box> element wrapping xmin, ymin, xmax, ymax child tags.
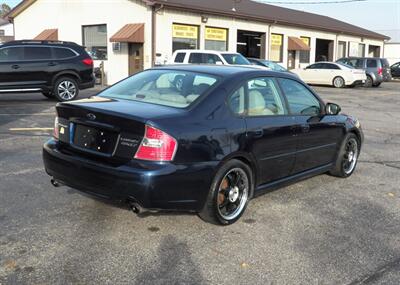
<box><xmin>271</xmin><ymin>34</ymin><xmax>282</xmax><ymax>46</ymax></box>
<box><xmin>205</xmin><ymin>27</ymin><xmax>227</xmax><ymax>42</ymax></box>
<box><xmin>172</xmin><ymin>24</ymin><xmax>198</xmax><ymax>39</ymax></box>
<box><xmin>300</xmin><ymin>36</ymin><xmax>310</xmax><ymax>46</ymax></box>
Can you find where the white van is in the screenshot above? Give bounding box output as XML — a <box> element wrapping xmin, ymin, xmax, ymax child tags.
<box><xmin>170</xmin><ymin>50</ymin><xmax>254</xmax><ymax>66</ymax></box>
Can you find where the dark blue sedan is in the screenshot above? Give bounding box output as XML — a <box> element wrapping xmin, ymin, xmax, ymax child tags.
<box><xmin>43</xmin><ymin>65</ymin><xmax>363</xmax><ymax>225</ymax></box>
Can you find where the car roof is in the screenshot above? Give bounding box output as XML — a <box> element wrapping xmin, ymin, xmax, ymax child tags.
<box><xmin>2</xmin><ymin>40</ymin><xmax>80</xmax><ymax>48</ymax></box>
<box><xmin>153</xmin><ymin>64</ymin><xmax>296</xmax><ymax>78</ymax></box>
<box><xmin>173</xmin><ymin>49</ymin><xmax>240</xmax><ymax>55</ymax></box>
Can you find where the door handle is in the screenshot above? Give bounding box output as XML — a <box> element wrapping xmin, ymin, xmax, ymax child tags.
<box><xmin>301</xmin><ymin>124</ymin><xmax>310</xmax><ymax>133</ymax></box>
<box><xmin>48</xmin><ymin>62</ymin><xmax>58</xmax><ymax>66</ymax></box>
<box><xmin>253</xmin><ymin>129</ymin><xmax>264</xmax><ymax>138</ymax></box>
<box><xmin>11</xmin><ymin>64</ymin><xmax>20</xmax><ymax>69</ymax></box>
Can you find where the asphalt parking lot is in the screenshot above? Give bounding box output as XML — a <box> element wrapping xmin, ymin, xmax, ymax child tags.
<box><xmin>0</xmin><ymin>83</ymin><xmax>399</xmax><ymax>285</ymax></box>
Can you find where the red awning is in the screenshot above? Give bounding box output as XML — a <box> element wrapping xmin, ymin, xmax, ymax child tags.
<box><xmin>288</xmin><ymin>36</ymin><xmax>310</xmax><ymax>51</ymax></box>
<box><xmin>34</xmin><ymin>29</ymin><xmax>58</xmax><ymax>41</ymax></box>
<box><xmin>110</xmin><ymin>24</ymin><xmax>144</xmax><ymax>43</ymax></box>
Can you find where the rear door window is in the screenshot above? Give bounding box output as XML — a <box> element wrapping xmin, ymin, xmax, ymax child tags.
<box><xmin>0</xmin><ymin>47</ymin><xmax>24</xmax><ymax>61</ymax></box>
<box><xmin>247</xmin><ymin>78</ymin><xmax>287</xmax><ymax>116</ymax></box>
<box><xmin>366</xmin><ymin>59</ymin><xmax>377</xmax><ymax>68</ymax></box>
<box><xmin>324</xmin><ymin>63</ymin><xmax>340</xmax><ymax>70</ymax></box>
<box><xmin>174</xmin><ymin>52</ymin><xmax>185</xmax><ymax>63</ymax></box>
<box><xmin>188</xmin><ymin>53</ymin><xmax>205</xmax><ymax>64</ymax></box>
<box><xmin>23</xmin><ymin>46</ymin><xmax>52</xmax><ymax>60</ymax></box>
<box><xmin>53</xmin><ymin>47</ymin><xmax>77</xmax><ymax>59</ymax></box>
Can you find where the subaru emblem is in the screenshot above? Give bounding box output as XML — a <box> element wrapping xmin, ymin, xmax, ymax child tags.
<box><xmin>87</xmin><ymin>113</ymin><xmax>96</xmax><ymax>120</ymax></box>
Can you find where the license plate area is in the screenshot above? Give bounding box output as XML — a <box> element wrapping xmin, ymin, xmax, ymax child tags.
<box><xmin>73</xmin><ymin>124</ymin><xmax>118</xmax><ymax>155</ymax></box>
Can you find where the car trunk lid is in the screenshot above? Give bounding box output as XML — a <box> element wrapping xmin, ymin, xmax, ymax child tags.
<box><xmin>55</xmin><ymin>96</ymin><xmax>183</xmax><ymax>163</ymax></box>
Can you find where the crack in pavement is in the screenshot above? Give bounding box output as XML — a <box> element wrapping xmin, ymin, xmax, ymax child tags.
<box><xmin>359</xmin><ymin>160</ymin><xmax>400</xmax><ymax>170</ymax></box>
<box><xmin>348</xmin><ymin>257</ymin><xmax>400</xmax><ymax>285</ymax></box>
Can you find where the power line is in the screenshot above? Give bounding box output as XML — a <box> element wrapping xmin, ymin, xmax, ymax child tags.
<box><xmin>255</xmin><ymin>0</ymin><xmax>367</xmax><ymax>4</ymax></box>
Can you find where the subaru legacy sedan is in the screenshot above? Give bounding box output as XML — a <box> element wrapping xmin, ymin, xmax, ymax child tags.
<box><xmin>43</xmin><ymin>65</ymin><xmax>363</xmax><ymax>225</ymax></box>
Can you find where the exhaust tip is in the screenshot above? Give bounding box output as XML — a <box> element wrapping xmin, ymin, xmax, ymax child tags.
<box><xmin>128</xmin><ymin>199</ymin><xmax>142</xmax><ymax>214</ymax></box>
<box><xmin>51</xmin><ymin>178</ymin><xmax>61</xmax><ymax>187</ymax></box>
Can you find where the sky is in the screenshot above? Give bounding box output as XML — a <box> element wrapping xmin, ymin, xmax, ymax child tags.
<box><xmin>2</xmin><ymin>0</ymin><xmax>400</xmax><ymax>41</ymax></box>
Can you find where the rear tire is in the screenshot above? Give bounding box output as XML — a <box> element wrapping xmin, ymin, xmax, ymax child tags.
<box><xmin>329</xmin><ymin>133</ymin><xmax>360</xmax><ymax>178</ymax></box>
<box><xmin>198</xmin><ymin>159</ymin><xmax>253</xmax><ymax>225</ymax></box>
<box><xmin>53</xmin><ymin>77</ymin><xmax>79</xmax><ymax>102</ymax></box>
<box><xmin>333</xmin><ymin>76</ymin><xmax>345</xmax><ymax>88</ymax></box>
<box><xmin>364</xmin><ymin>75</ymin><xmax>373</xmax><ymax>87</ymax></box>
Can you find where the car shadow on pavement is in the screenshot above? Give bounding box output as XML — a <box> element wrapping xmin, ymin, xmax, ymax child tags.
<box><xmin>133</xmin><ymin>235</ymin><xmax>206</xmax><ymax>285</ymax></box>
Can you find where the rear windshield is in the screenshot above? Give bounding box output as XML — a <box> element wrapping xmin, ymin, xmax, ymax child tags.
<box><xmin>222</xmin><ymin>53</ymin><xmax>251</xmax><ymax>65</ymax></box>
<box><xmin>98</xmin><ymin>70</ymin><xmax>219</xmax><ymax>108</ymax></box>
<box><xmin>380</xmin><ymin>58</ymin><xmax>390</xmax><ymax>67</ymax></box>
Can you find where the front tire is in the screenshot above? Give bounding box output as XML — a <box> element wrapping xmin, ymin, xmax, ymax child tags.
<box><xmin>329</xmin><ymin>133</ymin><xmax>360</xmax><ymax>178</ymax></box>
<box><xmin>199</xmin><ymin>159</ymin><xmax>253</xmax><ymax>225</ymax></box>
<box><xmin>53</xmin><ymin>77</ymin><xmax>79</xmax><ymax>102</ymax></box>
<box><xmin>333</xmin><ymin>76</ymin><xmax>345</xmax><ymax>88</ymax></box>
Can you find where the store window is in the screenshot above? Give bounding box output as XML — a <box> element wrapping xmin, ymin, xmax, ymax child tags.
<box><xmin>0</xmin><ymin>30</ymin><xmax>5</xmax><ymax>36</ymax></box>
<box><xmin>205</xmin><ymin>27</ymin><xmax>228</xmax><ymax>51</ymax></box>
<box><xmin>299</xmin><ymin>36</ymin><xmax>310</xmax><ymax>63</ymax></box>
<box><xmin>172</xmin><ymin>24</ymin><xmax>199</xmax><ymax>52</ymax></box>
<box><xmin>82</xmin><ymin>24</ymin><xmax>108</xmax><ymax>60</ymax></box>
<box><xmin>337</xmin><ymin>41</ymin><xmax>347</xmax><ymax>59</ymax></box>
<box><xmin>270</xmin><ymin>34</ymin><xmax>283</xmax><ymax>62</ymax></box>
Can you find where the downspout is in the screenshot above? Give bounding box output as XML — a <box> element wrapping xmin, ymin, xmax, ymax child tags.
<box><xmin>149</xmin><ymin>3</ymin><xmax>164</xmax><ymax>67</ymax></box>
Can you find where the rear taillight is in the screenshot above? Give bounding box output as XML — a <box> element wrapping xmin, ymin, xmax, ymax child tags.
<box><xmin>378</xmin><ymin>67</ymin><xmax>383</xmax><ymax>75</ymax></box>
<box><xmin>134</xmin><ymin>125</ymin><xmax>177</xmax><ymax>162</ymax></box>
<box><xmin>53</xmin><ymin>116</ymin><xmax>59</xmax><ymax>140</ymax></box>
<box><xmin>82</xmin><ymin>58</ymin><xmax>93</xmax><ymax>66</ymax></box>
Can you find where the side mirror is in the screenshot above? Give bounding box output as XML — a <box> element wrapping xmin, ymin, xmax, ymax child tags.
<box><xmin>325</xmin><ymin>103</ymin><xmax>341</xmax><ymax>115</ymax></box>
<box><xmin>216</xmin><ymin>61</ymin><xmax>223</xmax><ymax>65</ymax></box>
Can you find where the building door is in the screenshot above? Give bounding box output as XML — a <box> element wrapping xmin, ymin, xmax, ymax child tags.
<box><xmin>237</xmin><ymin>30</ymin><xmax>266</xmax><ymax>58</ymax></box>
<box><xmin>315</xmin><ymin>39</ymin><xmax>334</xmax><ymax>62</ymax></box>
<box><xmin>129</xmin><ymin>43</ymin><xmax>143</xmax><ymax>76</ymax></box>
<box><xmin>287</xmin><ymin>50</ymin><xmax>296</xmax><ymax>69</ymax></box>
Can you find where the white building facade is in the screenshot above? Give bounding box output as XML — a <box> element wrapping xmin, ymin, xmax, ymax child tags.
<box><xmin>8</xmin><ymin>0</ymin><xmax>389</xmax><ymax>84</ymax></box>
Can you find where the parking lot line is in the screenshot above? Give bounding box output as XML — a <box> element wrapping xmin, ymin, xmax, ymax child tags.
<box><xmin>9</xmin><ymin>127</ymin><xmax>53</xmax><ymax>131</ymax></box>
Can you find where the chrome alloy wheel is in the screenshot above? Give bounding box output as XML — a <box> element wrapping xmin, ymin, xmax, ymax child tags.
<box><xmin>217</xmin><ymin>168</ymin><xmax>249</xmax><ymax>221</ymax></box>
<box><xmin>333</xmin><ymin>77</ymin><xmax>344</xmax><ymax>88</ymax></box>
<box><xmin>343</xmin><ymin>138</ymin><xmax>358</xmax><ymax>174</ymax></box>
<box><xmin>57</xmin><ymin>80</ymin><xmax>77</xmax><ymax>100</ymax></box>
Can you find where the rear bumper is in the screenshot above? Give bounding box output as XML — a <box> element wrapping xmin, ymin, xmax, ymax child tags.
<box><xmin>79</xmin><ymin>75</ymin><xmax>95</xmax><ymax>90</ymax></box>
<box><xmin>42</xmin><ymin>139</ymin><xmax>216</xmax><ymax>211</ymax></box>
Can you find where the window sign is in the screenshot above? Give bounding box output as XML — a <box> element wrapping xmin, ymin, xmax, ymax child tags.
<box><xmin>172</xmin><ymin>24</ymin><xmax>198</xmax><ymax>39</ymax></box>
<box><xmin>172</xmin><ymin>24</ymin><xmax>199</xmax><ymax>52</ymax></box>
<box><xmin>300</xmin><ymin>36</ymin><xmax>310</xmax><ymax>63</ymax></box>
<box><xmin>205</xmin><ymin>27</ymin><xmax>228</xmax><ymax>51</ymax></box>
<box><xmin>270</xmin><ymin>34</ymin><xmax>283</xmax><ymax>62</ymax></box>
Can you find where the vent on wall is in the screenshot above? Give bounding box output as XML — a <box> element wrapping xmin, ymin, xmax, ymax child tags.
<box><xmin>113</xmin><ymin>42</ymin><xmax>121</xmax><ymax>52</ymax></box>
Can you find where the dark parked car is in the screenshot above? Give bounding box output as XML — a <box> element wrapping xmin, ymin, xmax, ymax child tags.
<box><xmin>0</xmin><ymin>40</ymin><xmax>95</xmax><ymax>101</ymax></box>
<box><xmin>391</xmin><ymin>62</ymin><xmax>400</xmax><ymax>78</ymax></box>
<box><xmin>247</xmin><ymin>58</ymin><xmax>288</xmax><ymax>72</ymax></box>
<box><xmin>43</xmin><ymin>65</ymin><xmax>363</xmax><ymax>225</ymax></box>
<box><xmin>336</xmin><ymin>57</ymin><xmax>391</xmax><ymax>87</ymax></box>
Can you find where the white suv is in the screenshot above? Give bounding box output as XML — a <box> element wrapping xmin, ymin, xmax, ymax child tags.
<box><xmin>170</xmin><ymin>50</ymin><xmax>254</xmax><ymax>66</ymax></box>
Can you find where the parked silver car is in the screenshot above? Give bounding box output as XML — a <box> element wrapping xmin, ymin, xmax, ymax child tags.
<box><xmin>336</xmin><ymin>57</ymin><xmax>392</xmax><ymax>87</ymax></box>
